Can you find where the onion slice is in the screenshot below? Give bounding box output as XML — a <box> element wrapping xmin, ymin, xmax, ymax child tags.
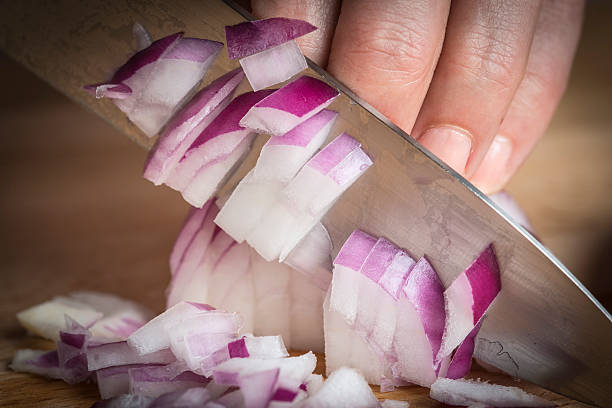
<box><xmin>438</xmin><ymin>245</ymin><xmax>501</xmax><ymax>361</ymax></box>
<box><xmin>85</xmin><ymin>32</ymin><xmax>222</xmax><ymax>136</ymax></box>
<box><xmin>144</xmin><ymin>68</ymin><xmax>245</xmax><ymax>185</ymax></box>
<box><xmin>240</xmin><ymin>76</ymin><xmax>339</xmax><ymax>136</ymax></box>
<box><xmin>429</xmin><ymin>378</ymin><xmax>555</xmax><ymax>407</ymax></box>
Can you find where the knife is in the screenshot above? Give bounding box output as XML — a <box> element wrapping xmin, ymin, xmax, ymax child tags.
<box><xmin>1</xmin><ymin>0</ymin><xmax>610</xmax><ymax>405</ymax></box>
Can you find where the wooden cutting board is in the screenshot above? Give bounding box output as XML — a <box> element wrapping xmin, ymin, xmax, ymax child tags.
<box><xmin>0</xmin><ymin>0</ymin><xmax>608</xmax><ymax>406</ymax></box>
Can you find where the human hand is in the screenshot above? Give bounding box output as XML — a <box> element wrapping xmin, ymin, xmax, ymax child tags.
<box><xmin>251</xmin><ymin>0</ymin><xmax>584</xmax><ymax>194</ymax></box>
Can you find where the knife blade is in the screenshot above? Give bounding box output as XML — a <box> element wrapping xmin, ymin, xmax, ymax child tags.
<box><xmin>0</xmin><ymin>0</ymin><xmax>609</xmax><ymax>405</ymax></box>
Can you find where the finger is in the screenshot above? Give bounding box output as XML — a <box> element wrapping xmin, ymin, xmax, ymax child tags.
<box><xmin>251</xmin><ymin>0</ymin><xmax>341</xmax><ymax>66</ymax></box>
<box><xmin>326</xmin><ymin>0</ymin><xmax>451</xmax><ymax>132</ymax></box>
<box><xmin>412</xmin><ymin>0</ymin><xmax>541</xmax><ymax>177</ymax></box>
<box><xmin>470</xmin><ymin>0</ymin><xmax>585</xmax><ymax>194</ymax></box>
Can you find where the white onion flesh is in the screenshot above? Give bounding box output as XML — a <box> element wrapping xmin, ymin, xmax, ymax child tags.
<box><xmin>240</xmin><ymin>40</ymin><xmax>307</xmax><ymax>91</ymax></box>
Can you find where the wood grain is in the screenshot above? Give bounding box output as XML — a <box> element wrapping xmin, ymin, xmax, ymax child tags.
<box><xmin>0</xmin><ymin>1</ymin><xmax>610</xmax><ymax>407</ymax></box>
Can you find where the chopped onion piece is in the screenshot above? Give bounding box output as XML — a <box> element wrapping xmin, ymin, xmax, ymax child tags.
<box><xmin>438</xmin><ymin>245</ymin><xmax>501</xmax><ymax>361</ymax></box>
<box><xmin>237</xmin><ymin>368</ymin><xmax>280</xmax><ymax>408</ymax></box>
<box><xmin>240</xmin><ymin>76</ymin><xmax>339</xmax><ymax>136</ymax></box>
<box><xmin>10</xmin><ymin>349</ymin><xmax>63</xmax><ymax>380</ymax></box>
<box><xmin>301</xmin><ymin>367</ymin><xmax>379</xmax><ymax>408</ymax></box>
<box><xmin>129</xmin><ymin>365</ymin><xmax>210</xmax><ymax>398</ymax></box>
<box><xmin>430</xmin><ymin>378</ymin><xmax>555</xmax><ymax>407</ymax></box>
<box><xmin>225</xmin><ymin>18</ymin><xmax>316</xmax><ymax>60</ymax></box>
<box><xmin>127</xmin><ymin>301</ymin><xmax>215</xmax><ymax>355</ymax></box>
<box><xmin>445</xmin><ymin>322</ymin><xmax>481</xmax><ymax>380</ymax></box>
<box><xmin>149</xmin><ymin>387</ymin><xmax>221</xmax><ymax>408</ymax></box>
<box><xmin>240</xmin><ymin>40</ymin><xmax>307</xmax><ymax>91</ymax></box>
<box><xmin>85</xmin><ymin>32</ymin><xmax>223</xmax><ymax>136</ymax></box>
<box><xmin>169</xmin><ymin>204</ymin><xmax>212</xmax><ymax>276</ymax></box>
<box><xmin>215</xmin><ymin>110</ymin><xmax>337</xmax><ymax>243</ymax></box>
<box><xmin>87</xmin><ymin>341</ymin><xmax>175</xmax><ymax>371</ymax></box>
<box><xmin>144</xmin><ymin>68</ymin><xmax>244</xmax><ymax>185</ymax></box>
<box><xmin>206</xmin><ymin>389</ymin><xmax>244</xmax><ymax>408</ymax></box>
<box><xmin>96</xmin><ymin>364</ymin><xmax>148</xmax><ymax>399</ymax></box>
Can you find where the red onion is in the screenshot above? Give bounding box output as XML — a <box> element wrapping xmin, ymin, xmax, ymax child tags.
<box><xmin>85</xmin><ymin>32</ymin><xmax>222</xmax><ymax>137</ymax></box>
<box><xmin>143</xmin><ymin>68</ymin><xmax>245</xmax><ymax>185</ymax></box>
<box><xmin>215</xmin><ymin>110</ymin><xmax>337</xmax><ymax>243</ymax></box>
<box><xmin>128</xmin><ymin>365</ymin><xmax>211</xmax><ymax>398</ymax></box>
<box><xmin>301</xmin><ymin>367</ymin><xmax>379</xmax><ymax>408</ymax></box>
<box><xmin>430</xmin><ymin>378</ymin><xmax>555</xmax><ymax>407</ymax></box>
<box><xmin>165</xmin><ymin>90</ymin><xmax>274</xmax><ymax>207</ymax></box>
<box><xmin>87</xmin><ymin>341</ymin><xmax>175</xmax><ymax>371</ymax></box>
<box><xmin>96</xmin><ymin>364</ymin><xmax>150</xmax><ymax>399</ymax></box>
<box><xmin>240</xmin><ymin>76</ymin><xmax>339</xmax><ymax>136</ymax></box>
<box><xmin>283</xmin><ymin>222</ymin><xmax>333</xmax><ymax>291</ymax></box>
<box><xmin>9</xmin><ymin>349</ymin><xmax>63</xmax><ymax>380</ymax></box>
<box><xmin>438</xmin><ymin>245</ymin><xmax>501</xmax><ymax>361</ymax></box>
<box><xmin>225</xmin><ymin>18</ymin><xmax>316</xmax><ymax>60</ymax></box>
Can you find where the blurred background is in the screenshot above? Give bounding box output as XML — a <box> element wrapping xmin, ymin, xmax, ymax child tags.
<box><xmin>0</xmin><ymin>1</ymin><xmax>610</xmax><ymax>405</ymax></box>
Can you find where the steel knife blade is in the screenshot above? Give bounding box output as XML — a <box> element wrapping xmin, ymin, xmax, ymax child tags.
<box><xmin>0</xmin><ymin>0</ymin><xmax>609</xmax><ymax>405</ymax></box>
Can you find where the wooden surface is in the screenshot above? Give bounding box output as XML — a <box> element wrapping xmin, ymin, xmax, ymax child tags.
<box><xmin>0</xmin><ymin>1</ymin><xmax>610</xmax><ymax>408</ymax></box>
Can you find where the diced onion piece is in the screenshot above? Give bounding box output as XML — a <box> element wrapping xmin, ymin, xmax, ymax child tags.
<box><xmin>237</xmin><ymin>368</ymin><xmax>280</xmax><ymax>408</ymax></box>
<box><xmin>215</xmin><ymin>109</ymin><xmax>337</xmax><ymax>243</ymax></box>
<box><xmin>240</xmin><ymin>40</ymin><xmax>307</xmax><ymax>91</ymax></box>
<box><xmin>144</xmin><ymin>68</ymin><xmax>244</xmax><ymax>184</ymax></box>
<box><xmin>87</xmin><ymin>341</ymin><xmax>175</xmax><ymax>371</ymax></box>
<box><xmin>444</xmin><ymin>322</ymin><xmax>481</xmax><ymax>380</ymax></box>
<box><xmin>127</xmin><ymin>301</ymin><xmax>215</xmax><ymax>355</ymax></box>
<box><xmin>96</xmin><ymin>364</ymin><xmax>147</xmax><ymax>399</ymax></box>
<box><xmin>10</xmin><ymin>349</ymin><xmax>63</xmax><ymax>380</ymax></box>
<box><xmin>301</xmin><ymin>367</ymin><xmax>379</xmax><ymax>408</ymax></box>
<box><xmin>208</xmin><ymin>389</ymin><xmax>244</xmax><ymax>407</ymax></box>
<box><xmin>212</xmin><ymin>352</ymin><xmax>316</xmax><ymax>388</ymax></box>
<box><xmin>438</xmin><ymin>245</ymin><xmax>501</xmax><ymax>361</ymax></box>
<box><xmin>129</xmin><ymin>365</ymin><xmax>210</xmax><ymax>398</ymax></box>
<box><xmin>85</xmin><ymin>32</ymin><xmax>223</xmax><ymax>136</ymax></box>
<box><xmin>240</xmin><ymin>76</ymin><xmax>339</xmax><ymax>136</ymax></box>
<box><xmin>225</xmin><ymin>18</ymin><xmax>316</xmax><ymax>60</ymax></box>
<box><xmin>149</xmin><ymin>386</ymin><xmax>224</xmax><ymax>408</ymax></box>
<box><xmin>169</xmin><ymin>204</ymin><xmax>211</xmax><ymax>275</ymax></box>
<box><xmin>430</xmin><ymin>378</ymin><xmax>555</xmax><ymax>407</ymax></box>
<box><xmin>16</xmin><ymin>297</ymin><xmax>102</xmax><ymax>341</ymax></box>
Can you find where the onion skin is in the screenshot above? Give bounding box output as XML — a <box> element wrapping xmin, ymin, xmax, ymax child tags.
<box><xmin>225</xmin><ymin>18</ymin><xmax>316</xmax><ymax>60</ymax></box>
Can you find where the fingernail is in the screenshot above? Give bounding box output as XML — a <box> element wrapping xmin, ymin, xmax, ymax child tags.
<box><xmin>418</xmin><ymin>126</ymin><xmax>472</xmax><ymax>174</ymax></box>
<box><xmin>471</xmin><ymin>135</ymin><xmax>513</xmax><ymax>194</ymax></box>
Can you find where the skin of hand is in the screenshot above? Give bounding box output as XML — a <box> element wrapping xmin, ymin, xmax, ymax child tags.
<box><xmin>250</xmin><ymin>0</ymin><xmax>584</xmax><ymax>194</ymax></box>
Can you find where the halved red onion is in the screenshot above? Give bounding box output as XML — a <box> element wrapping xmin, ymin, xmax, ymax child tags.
<box><xmin>144</xmin><ymin>68</ymin><xmax>245</xmax><ymax>185</ymax></box>
<box><xmin>91</xmin><ymin>394</ymin><xmax>154</xmax><ymax>408</ymax></box>
<box><xmin>438</xmin><ymin>245</ymin><xmax>501</xmax><ymax>361</ymax></box>
<box><xmin>9</xmin><ymin>349</ymin><xmax>63</xmax><ymax>380</ymax></box>
<box><xmin>96</xmin><ymin>364</ymin><xmax>151</xmax><ymax>399</ymax></box>
<box><xmin>392</xmin><ymin>258</ymin><xmax>445</xmax><ymax>387</ymax></box>
<box><xmin>225</xmin><ymin>18</ymin><xmax>316</xmax><ymax>60</ymax></box>
<box><xmin>215</xmin><ymin>110</ymin><xmax>337</xmax><ymax>243</ymax></box>
<box><xmin>301</xmin><ymin>367</ymin><xmax>379</xmax><ymax>408</ymax></box>
<box><xmin>489</xmin><ymin>191</ymin><xmax>534</xmax><ymax>233</ymax></box>
<box><xmin>240</xmin><ymin>76</ymin><xmax>339</xmax><ymax>136</ymax></box>
<box><xmin>445</xmin><ymin>322</ymin><xmax>482</xmax><ymax>380</ymax></box>
<box><xmin>165</xmin><ymin>90</ymin><xmax>274</xmax><ymax>207</ymax></box>
<box><xmin>283</xmin><ymin>222</ymin><xmax>333</xmax><ymax>291</ymax></box>
<box><xmin>85</xmin><ymin>32</ymin><xmax>223</xmax><ymax>136</ymax></box>
<box><xmin>247</xmin><ymin>133</ymin><xmax>371</xmax><ymax>261</ymax></box>
<box><xmin>430</xmin><ymin>378</ymin><xmax>555</xmax><ymax>407</ymax></box>
<box><xmin>129</xmin><ymin>365</ymin><xmax>210</xmax><ymax>398</ymax></box>
<box><xmin>133</xmin><ymin>23</ymin><xmax>152</xmax><ymax>51</ymax></box>
<box><xmin>240</xmin><ymin>40</ymin><xmax>308</xmax><ymax>91</ymax></box>
<box><xmin>87</xmin><ymin>341</ymin><xmax>175</xmax><ymax>371</ymax></box>
<box><xmin>127</xmin><ymin>301</ymin><xmax>215</xmax><ymax>355</ymax></box>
